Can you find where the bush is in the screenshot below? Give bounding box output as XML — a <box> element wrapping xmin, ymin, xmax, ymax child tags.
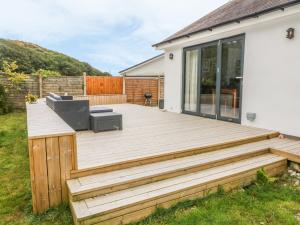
<box><xmin>25</xmin><ymin>93</ymin><xmax>38</xmax><ymax>104</ymax></box>
<box><xmin>34</xmin><ymin>69</ymin><xmax>61</xmax><ymax>77</ymax></box>
<box><xmin>257</xmin><ymin>168</ymin><xmax>270</xmax><ymax>184</ymax></box>
<box><xmin>0</xmin><ymin>84</ymin><xmax>11</xmax><ymax>115</ymax></box>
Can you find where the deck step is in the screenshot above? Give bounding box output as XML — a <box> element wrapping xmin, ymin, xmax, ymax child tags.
<box><xmin>67</xmin><ymin>139</ymin><xmax>284</xmax><ymax>201</ymax></box>
<box><xmin>72</xmin><ymin>131</ymin><xmax>280</xmax><ymax>178</ymax></box>
<box><xmin>70</xmin><ymin>154</ymin><xmax>286</xmax><ymax>225</ymax></box>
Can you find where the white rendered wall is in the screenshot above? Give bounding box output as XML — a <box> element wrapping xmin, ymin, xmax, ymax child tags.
<box><xmin>122</xmin><ymin>56</ymin><xmax>164</xmax><ymax>76</ymax></box>
<box><xmin>162</xmin><ymin>10</ymin><xmax>300</xmax><ymax>136</ymax></box>
<box><xmin>164</xmin><ymin>48</ymin><xmax>183</xmax><ymax>113</ymax></box>
<box><xmin>242</xmin><ymin>14</ymin><xmax>300</xmax><ymax>137</ymax></box>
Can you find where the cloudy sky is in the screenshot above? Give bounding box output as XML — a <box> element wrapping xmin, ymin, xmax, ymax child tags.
<box><xmin>0</xmin><ymin>0</ymin><xmax>227</xmax><ymax>75</ymax></box>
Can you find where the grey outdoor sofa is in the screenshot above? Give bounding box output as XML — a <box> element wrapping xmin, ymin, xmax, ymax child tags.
<box><xmin>46</xmin><ymin>93</ymin><xmax>116</xmax><ymax>132</ymax></box>
<box><xmin>46</xmin><ymin>93</ymin><xmax>90</xmax><ymax>131</ymax></box>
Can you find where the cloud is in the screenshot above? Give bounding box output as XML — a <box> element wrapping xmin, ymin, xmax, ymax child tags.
<box><xmin>0</xmin><ymin>0</ymin><xmax>227</xmax><ymax>74</ymax></box>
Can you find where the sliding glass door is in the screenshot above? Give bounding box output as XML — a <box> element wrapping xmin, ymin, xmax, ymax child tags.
<box><xmin>182</xmin><ymin>35</ymin><xmax>244</xmax><ymax>123</ymax></box>
<box><xmin>199</xmin><ymin>44</ymin><xmax>217</xmax><ymax>118</ymax></box>
<box><xmin>219</xmin><ymin>38</ymin><xmax>244</xmax><ymax>121</ymax></box>
<box><xmin>183</xmin><ymin>48</ymin><xmax>198</xmax><ymax>113</ymax></box>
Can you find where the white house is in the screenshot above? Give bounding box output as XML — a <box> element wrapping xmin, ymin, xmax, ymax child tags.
<box><xmin>119</xmin><ymin>54</ymin><xmax>165</xmax><ymax>106</ymax></box>
<box><xmin>152</xmin><ymin>0</ymin><xmax>300</xmax><ymax>137</ymax></box>
<box><xmin>119</xmin><ymin>54</ymin><xmax>164</xmax><ymax>77</ymax></box>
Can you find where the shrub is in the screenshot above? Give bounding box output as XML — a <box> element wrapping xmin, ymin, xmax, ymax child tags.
<box><xmin>257</xmin><ymin>168</ymin><xmax>270</xmax><ymax>184</ymax></box>
<box><xmin>34</xmin><ymin>69</ymin><xmax>61</xmax><ymax>78</ymax></box>
<box><xmin>1</xmin><ymin>60</ymin><xmax>28</xmax><ymax>91</ymax></box>
<box><xmin>25</xmin><ymin>93</ymin><xmax>38</xmax><ymax>104</ymax></box>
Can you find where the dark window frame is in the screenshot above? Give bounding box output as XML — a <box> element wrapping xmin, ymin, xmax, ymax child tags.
<box><xmin>182</xmin><ymin>34</ymin><xmax>245</xmax><ymax>123</ymax></box>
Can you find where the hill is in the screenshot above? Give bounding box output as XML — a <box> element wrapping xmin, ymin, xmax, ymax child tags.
<box><xmin>0</xmin><ymin>39</ymin><xmax>110</xmax><ymax>76</ymax></box>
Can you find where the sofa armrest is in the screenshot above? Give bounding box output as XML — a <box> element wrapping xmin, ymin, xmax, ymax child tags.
<box><xmin>46</xmin><ymin>96</ymin><xmax>57</xmax><ymax>110</ymax></box>
<box><xmin>54</xmin><ymin>100</ymin><xmax>90</xmax><ymax>130</ymax></box>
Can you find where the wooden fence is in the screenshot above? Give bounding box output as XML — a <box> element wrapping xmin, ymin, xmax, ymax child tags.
<box><xmin>86</xmin><ymin>76</ymin><xmax>123</xmax><ymax>95</ymax></box>
<box><xmin>75</xmin><ymin>95</ymin><xmax>127</xmax><ymax>106</ymax></box>
<box><xmin>124</xmin><ymin>76</ymin><xmax>164</xmax><ymax>106</ymax></box>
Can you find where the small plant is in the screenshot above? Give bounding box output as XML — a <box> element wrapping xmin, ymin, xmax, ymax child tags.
<box><xmin>25</xmin><ymin>93</ymin><xmax>38</xmax><ymax>104</ymax></box>
<box><xmin>217</xmin><ymin>185</ymin><xmax>225</xmax><ymax>195</ymax></box>
<box><xmin>257</xmin><ymin>168</ymin><xmax>270</xmax><ymax>184</ymax></box>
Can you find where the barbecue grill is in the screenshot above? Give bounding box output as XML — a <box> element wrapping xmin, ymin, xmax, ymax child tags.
<box><xmin>144</xmin><ymin>92</ymin><xmax>152</xmax><ymax>106</ymax></box>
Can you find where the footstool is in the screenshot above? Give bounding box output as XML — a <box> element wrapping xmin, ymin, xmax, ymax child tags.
<box><xmin>90</xmin><ymin>112</ymin><xmax>122</xmax><ymax>132</ymax></box>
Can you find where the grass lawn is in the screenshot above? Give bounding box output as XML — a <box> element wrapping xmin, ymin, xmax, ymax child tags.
<box><xmin>0</xmin><ymin>112</ymin><xmax>72</xmax><ymax>225</ymax></box>
<box><xmin>1</xmin><ymin>112</ymin><xmax>300</xmax><ymax>225</ymax></box>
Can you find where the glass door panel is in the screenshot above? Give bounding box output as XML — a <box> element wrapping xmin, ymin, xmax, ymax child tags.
<box><xmin>220</xmin><ymin>39</ymin><xmax>243</xmax><ymax>121</ymax></box>
<box><xmin>200</xmin><ymin>45</ymin><xmax>217</xmax><ymax>117</ymax></box>
<box><xmin>184</xmin><ymin>49</ymin><xmax>198</xmax><ymax>112</ymax></box>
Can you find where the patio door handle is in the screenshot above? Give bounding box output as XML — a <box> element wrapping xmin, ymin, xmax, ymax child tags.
<box><xmin>235</xmin><ymin>76</ymin><xmax>243</xmax><ymax>80</ymax></box>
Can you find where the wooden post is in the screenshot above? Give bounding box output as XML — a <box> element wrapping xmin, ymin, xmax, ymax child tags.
<box><xmin>39</xmin><ymin>74</ymin><xmax>43</xmax><ymax>98</ymax></box>
<box><xmin>122</xmin><ymin>76</ymin><xmax>126</xmax><ymax>95</ymax></box>
<box><xmin>83</xmin><ymin>72</ymin><xmax>87</xmax><ymax>96</ymax></box>
<box><xmin>157</xmin><ymin>75</ymin><xmax>161</xmax><ymax>106</ymax></box>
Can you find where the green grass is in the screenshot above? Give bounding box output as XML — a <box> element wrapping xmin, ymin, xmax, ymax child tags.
<box><xmin>1</xmin><ymin>112</ymin><xmax>300</xmax><ymax>225</ymax></box>
<box><xmin>0</xmin><ymin>112</ymin><xmax>72</xmax><ymax>225</ymax></box>
<box><xmin>131</xmin><ymin>181</ymin><xmax>300</xmax><ymax>225</ymax></box>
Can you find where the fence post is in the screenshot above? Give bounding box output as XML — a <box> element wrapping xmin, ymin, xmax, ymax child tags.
<box><xmin>122</xmin><ymin>76</ymin><xmax>126</xmax><ymax>95</ymax></box>
<box><xmin>157</xmin><ymin>75</ymin><xmax>161</xmax><ymax>106</ymax></box>
<box><xmin>39</xmin><ymin>74</ymin><xmax>43</xmax><ymax>98</ymax></box>
<box><xmin>83</xmin><ymin>72</ymin><xmax>87</xmax><ymax>96</ymax></box>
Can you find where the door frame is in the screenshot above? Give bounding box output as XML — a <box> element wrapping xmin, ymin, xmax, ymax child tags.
<box><xmin>182</xmin><ymin>34</ymin><xmax>245</xmax><ymax>123</ymax></box>
<box><xmin>217</xmin><ymin>35</ymin><xmax>245</xmax><ymax>123</ymax></box>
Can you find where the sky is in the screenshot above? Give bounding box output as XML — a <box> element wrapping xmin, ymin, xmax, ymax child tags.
<box><xmin>0</xmin><ymin>0</ymin><xmax>227</xmax><ymax>75</ymax></box>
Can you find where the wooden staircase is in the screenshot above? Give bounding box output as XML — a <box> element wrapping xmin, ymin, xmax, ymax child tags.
<box><xmin>68</xmin><ymin>138</ymin><xmax>288</xmax><ymax>225</ymax></box>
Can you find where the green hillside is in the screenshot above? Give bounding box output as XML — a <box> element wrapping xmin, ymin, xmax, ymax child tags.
<box><xmin>0</xmin><ymin>39</ymin><xmax>109</xmax><ymax>76</ymax></box>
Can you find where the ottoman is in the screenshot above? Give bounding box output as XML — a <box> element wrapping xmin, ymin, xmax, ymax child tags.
<box><xmin>90</xmin><ymin>112</ymin><xmax>122</xmax><ymax>132</ymax></box>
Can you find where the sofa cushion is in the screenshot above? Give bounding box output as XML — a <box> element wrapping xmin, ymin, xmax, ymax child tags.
<box><xmin>90</xmin><ymin>106</ymin><xmax>113</xmax><ymax>113</ymax></box>
<box><xmin>49</xmin><ymin>92</ymin><xmax>62</xmax><ymax>100</ymax></box>
<box><xmin>61</xmin><ymin>95</ymin><xmax>73</xmax><ymax>100</ymax></box>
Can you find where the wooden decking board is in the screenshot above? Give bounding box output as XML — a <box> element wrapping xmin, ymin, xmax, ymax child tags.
<box><xmin>68</xmin><ymin>139</ymin><xmax>286</xmax><ymax>199</ymax></box>
<box><xmin>77</xmin><ymin>131</ymin><xmax>276</xmax><ymax>169</ymax></box>
<box><xmin>101</xmin><ymin>164</ymin><xmax>286</xmax><ymax>225</ymax></box>
<box><xmin>71</xmin><ymin>154</ymin><xmax>285</xmax><ymax>223</ymax></box>
<box><xmin>78</xmin><ymin>128</ymin><xmax>272</xmax><ymax>160</ymax></box>
<box><xmin>73</xmin><ymin>155</ymin><xmax>282</xmax><ymax>213</ymax></box>
<box><xmin>267</xmin><ymin>138</ymin><xmax>300</xmax><ymax>163</ymax></box>
<box><xmin>72</xmin><ymin>134</ymin><xmax>277</xmax><ymax>178</ymax></box>
<box><xmin>77</xmin><ymin>124</ymin><xmax>272</xmax><ymax>153</ymax></box>
<box><xmin>89</xmin><ymin>164</ymin><xmax>286</xmax><ymax>225</ymax></box>
<box><xmin>83</xmin><ymin>155</ymin><xmax>281</xmax><ymax>209</ymax></box>
<box><xmin>70</xmin><ymin>149</ymin><xmax>268</xmax><ymax>201</ymax></box>
<box><xmin>76</xmin><ymin>104</ymin><xmax>278</xmax><ymax>170</ymax></box>
<box><xmin>77</xmin><ymin>118</ymin><xmax>258</xmax><ymax>144</ymax></box>
<box><xmin>26</xmin><ymin>100</ymin><xmax>75</xmax><ymax>139</ymax></box>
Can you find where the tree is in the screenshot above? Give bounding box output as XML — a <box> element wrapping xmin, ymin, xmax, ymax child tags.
<box><xmin>1</xmin><ymin>60</ymin><xmax>28</xmax><ymax>91</ymax></box>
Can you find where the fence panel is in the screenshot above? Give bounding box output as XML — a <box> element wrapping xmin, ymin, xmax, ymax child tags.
<box><xmin>75</xmin><ymin>95</ymin><xmax>127</xmax><ymax>106</ymax></box>
<box><xmin>86</xmin><ymin>76</ymin><xmax>123</xmax><ymax>95</ymax></box>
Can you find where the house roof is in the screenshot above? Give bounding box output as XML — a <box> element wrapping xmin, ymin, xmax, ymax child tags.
<box><xmin>119</xmin><ymin>53</ymin><xmax>164</xmax><ymax>74</ymax></box>
<box><xmin>154</xmin><ymin>0</ymin><xmax>300</xmax><ymax>47</ymax></box>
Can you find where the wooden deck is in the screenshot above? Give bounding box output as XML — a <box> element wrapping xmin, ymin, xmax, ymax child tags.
<box><xmin>26</xmin><ymin>101</ymin><xmax>300</xmax><ymax>220</ymax></box>
<box><xmin>75</xmin><ymin>104</ymin><xmax>278</xmax><ymax>173</ymax></box>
